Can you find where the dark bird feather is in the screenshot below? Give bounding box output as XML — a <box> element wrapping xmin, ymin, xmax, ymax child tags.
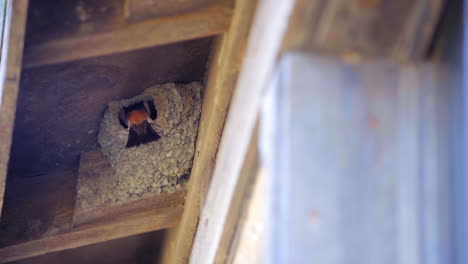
<box><xmin>118</xmin><ymin>100</ymin><xmax>160</xmax><ymax>148</ymax></box>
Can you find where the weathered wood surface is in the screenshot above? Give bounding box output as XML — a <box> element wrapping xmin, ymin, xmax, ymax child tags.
<box><xmin>76</xmin><ymin>189</ymin><xmax>186</xmax><ymax>226</ymax></box>
<box><xmin>188</xmin><ymin>0</ymin><xmax>295</xmax><ymax>263</ymax></box>
<box><xmin>14</xmin><ymin>231</ymin><xmax>165</xmax><ymax>264</ymax></box>
<box><xmin>23</xmin><ymin>1</ymin><xmax>232</xmax><ymax>68</ymax></box>
<box><xmin>0</xmin><ymin>0</ymin><xmax>29</xmax><ymax>217</ymax></box>
<box><xmin>0</xmin><ymin>0</ymin><xmax>6</xmax><ymax>61</ymax></box>
<box><xmin>0</xmin><ymin>206</ymin><xmax>182</xmax><ymax>263</ymax></box>
<box><xmin>125</xmin><ymin>0</ymin><xmax>220</xmax><ymax>22</ymax></box>
<box><xmin>214</xmin><ymin>126</ymin><xmax>259</xmax><ymax>264</ymax></box>
<box><xmin>9</xmin><ymin>38</ymin><xmax>212</xmax><ymax>180</ymax></box>
<box><xmin>455</xmin><ymin>0</ymin><xmax>467</xmax><ymax>263</ymax></box>
<box><xmin>75</xmin><ymin>149</ymin><xmax>186</xmax><ymax>225</ymax></box>
<box><xmin>159</xmin><ymin>0</ymin><xmax>259</xmax><ymax>263</ymax></box>
<box><xmin>0</xmin><ymin>168</ymin><xmax>77</xmax><ymax>248</ymax></box>
<box><xmin>0</xmin><ymin>151</ymin><xmax>186</xmax><ymax>263</ymax></box>
<box><xmin>282</xmin><ymin>0</ymin><xmax>446</xmax><ymax>61</ymax></box>
<box><xmin>230</xmin><ymin>168</ymin><xmax>264</xmax><ymax>264</ymax></box>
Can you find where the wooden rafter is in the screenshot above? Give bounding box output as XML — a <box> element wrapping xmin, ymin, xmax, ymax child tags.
<box><xmin>0</xmin><ymin>206</ymin><xmax>182</xmax><ymax>263</ymax></box>
<box><xmin>160</xmin><ymin>0</ymin><xmax>259</xmax><ymax>263</ymax></box>
<box><xmin>0</xmin><ymin>0</ymin><xmax>29</xmax><ymax>218</ymax></box>
<box><xmin>282</xmin><ymin>0</ymin><xmax>446</xmax><ymax>60</ymax></box>
<box><xmin>23</xmin><ymin>1</ymin><xmax>233</xmax><ymax>68</ymax></box>
<box><xmin>188</xmin><ymin>0</ymin><xmax>295</xmax><ymax>262</ymax></box>
<box><xmin>0</xmin><ymin>151</ymin><xmax>186</xmax><ymax>263</ymax></box>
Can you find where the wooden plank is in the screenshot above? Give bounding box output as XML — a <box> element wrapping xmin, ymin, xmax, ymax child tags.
<box><xmin>229</xmin><ymin>168</ymin><xmax>264</xmax><ymax>264</ymax></box>
<box><xmin>10</xmin><ymin>38</ymin><xmax>212</xmax><ymax>178</ymax></box>
<box><xmin>0</xmin><ymin>0</ymin><xmax>28</xmax><ymax>217</ymax></box>
<box><xmin>125</xmin><ymin>0</ymin><xmax>219</xmax><ymax>21</ymax></box>
<box><xmin>74</xmin><ymin>149</ymin><xmax>186</xmax><ymax>225</ymax></box>
<box><xmin>23</xmin><ymin>1</ymin><xmax>232</xmax><ymax>68</ymax></box>
<box><xmin>0</xmin><ymin>168</ymin><xmax>77</xmax><ymax>247</ymax></box>
<box><xmin>0</xmin><ymin>0</ymin><xmax>6</xmax><ymax>61</ymax></box>
<box><xmin>0</xmin><ymin>153</ymin><xmax>186</xmax><ymax>262</ymax></box>
<box><xmin>0</xmin><ymin>206</ymin><xmax>183</xmax><ymax>263</ymax></box>
<box><xmin>159</xmin><ymin>0</ymin><xmax>259</xmax><ymax>263</ymax></box>
<box><xmin>214</xmin><ymin>125</ymin><xmax>259</xmax><ymax>264</ymax></box>
<box><xmin>188</xmin><ymin>0</ymin><xmax>295</xmax><ymax>263</ymax></box>
<box><xmin>14</xmin><ymin>232</ymin><xmax>165</xmax><ymax>264</ymax></box>
<box><xmin>76</xmin><ymin>188</ymin><xmax>186</xmax><ymax>226</ymax></box>
<box><xmin>282</xmin><ymin>0</ymin><xmax>446</xmax><ymax>61</ymax></box>
<box><xmin>454</xmin><ymin>0</ymin><xmax>467</xmax><ymax>263</ymax></box>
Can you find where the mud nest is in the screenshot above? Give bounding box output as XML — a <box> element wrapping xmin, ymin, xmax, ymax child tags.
<box><xmin>95</xmin><ymin>82</ymin><xmax>202</xmax><ymax>204</ymax></box>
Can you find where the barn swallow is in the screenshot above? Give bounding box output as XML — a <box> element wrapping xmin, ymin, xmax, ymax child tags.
<box><xmin>118</xmin><ymin>100</ymin><xmax>160</xmax><ymax>148</ymax></box>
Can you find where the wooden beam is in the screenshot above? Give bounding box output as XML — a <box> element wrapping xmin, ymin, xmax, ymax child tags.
<box><xmin>229</xmin><ymin>168</ymin><xmax>264</xmax><ymax>264</ymax></box>
<box><xmin>282</xmin><ymin>0</ymin><xmax>446</xmax><ymax>61</ymax></box>
<box><xmin>188</xmin><ymin>0</ymin><xmax>295</xmax><ymax>263</ymax></box>
<box><xmin>75</xmin><ymin>189</ymin><xmax>186</xmax><ymax>226</ymax></box>
<box><xmin>0</xmin><ymin>206</ymin><xmax>183</xmax><ymax>263</ymax></box>
<box><xmin>159</xmin><ymin>0</ymin><xmax>259</xmax><ymax>263</ymax></box>
<box><xmin>0</xmin><ymin>0</ymin><xmax>28</xmax><ymax>217</ymax></box>
<box><xmin>23</xmin><ymin>1</ymin><xmax>233</xmax><ymax>68</ymax></box>
<box><xmin>0</xmin><ymin>1</ymin><xmax>6</xmax><ymax>60</ymax></box>
<box><xmin>125</xmin><ymin>0</ymin><xmax>219</xmax><ymax>22</ymax></box>
<box><xmin>0</xmin><ymin>168</ymin><xmax>78</xmax><ymax>247</ymax></box>
<box><xmin>0</xmin><ymin>151</ymin><xmax>186</xmax><ymax>262</ymax></box>
<box><xmin>214</xmin><ymin>125</ymin><xmax>259</xmax><ymax>264</ymax></box>
<box><xmin>10</xmin><ymin>231</ymin><xmax>165</xmax><ymax>264</ymax></box>
<box><xmin>74</xmin><ymin>149</ymin><xmax>187</xmax><ymax>225</ymax></box>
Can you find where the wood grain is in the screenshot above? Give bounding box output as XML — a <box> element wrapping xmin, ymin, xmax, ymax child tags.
<box><xmin>214</xmin><ymin>125</ymin><xmax>259</xmax><ymax>264</ymax></box>
<box><xmin>125</xmin><ymin>0</ymin><xmax>219</xmax><ymax>22</ymax></box>
<box><xmin>14</xmin><ymin>231</ymin><xmax>165</xmax><ymax>264</ymax></box>
<box><xmin>74</xmin><ymin>149</ymin><xmax>186</xmax><ymax>225</ymax></box>
<box><xmin>189</xmin><ymin>0</ymin><xmax>295</xmax><ymax>262</ymax></box>
<box><xmin>0</xmin><ymin>148</ymin><xmax>186</xmax><ymax>263</ymax></box>
<box><xmin>0</xmin><ymin>151</ymin><xmax>186</xmax><ymax>262</ymax></box>
<box><xmin>9</xmin><ymin>37</ymin><xmax>212</xmax><ymax>180</ymax></box>
<box><xmin>76</xmin><ymin>190</ymin><xmax>186</xmax><ymax>226</ymax></box>
<box><xmin>282</xmin><ymin>0</ymin><xmax>446</xmax><ymax>61</ymax></box>
<box><xmin>0</xmin><ymin>1</ymin><xmax>6</xmax><ymax>61</ymax></box>
<box><xmin>23</xmin><ymin>1</ymin><xmax>232</xmax><ymax>68</ymax></box>
<box><xmin>230</xmin><ymin>168</ymin><xmax>264</xmax><ymax>264</ymax></box>
<box><xmin>0</xmin><ymin>167</ymin><xmax>77</xmax><ymax>247</ymax></box>
<box><xmin>0</xmin><ymin>0</ymin><xmax>29</xmax><ymax>217</ymax></box>
<box><xmin>0</xmin><ymin>206</ymin><xmax>183</xmax><ymax>263</ymax></box>
<box><xmin>159</xmin><ymin>0</ymin><xmax>259</xmax><ymax>263</ymax></box>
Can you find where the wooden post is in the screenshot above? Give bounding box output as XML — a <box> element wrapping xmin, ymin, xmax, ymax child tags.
<box><xmin>159</xmin><ymin>0</ymin><xmax>259</xmax><ymax>263</ymax></box>
<box><xmin>188</xmin><ymin>0</ymin><xmax>295</xmax><ymax>263</ymax></box>
<box><xmin>0</xmin><ymin>0</ymin><xmax>28</xmax><ymax>217</ymax></box>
